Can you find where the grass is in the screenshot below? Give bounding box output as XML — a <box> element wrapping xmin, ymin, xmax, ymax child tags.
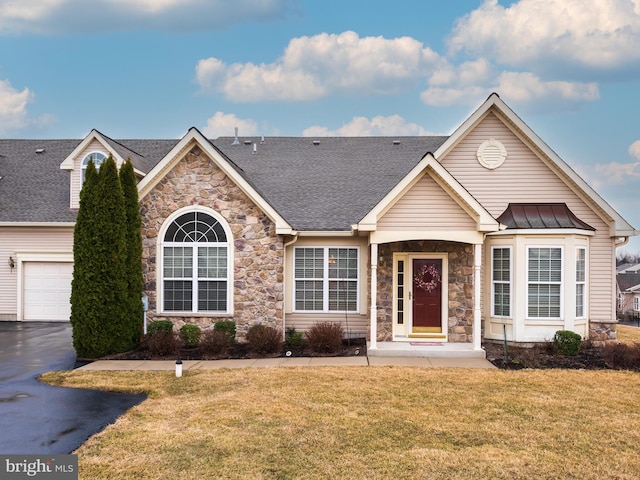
<box><xmin>617</xmin><ymin>324</ymin><xmax>640</xmax><ymax>344</ymax></box>
<box><xmin>42</xmin><ymin>367</ymin><xmax>640</xmax><ymax>480</ymax></box>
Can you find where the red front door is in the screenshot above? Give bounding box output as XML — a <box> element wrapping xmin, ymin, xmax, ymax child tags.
<box><xmin>412</xmin><ymin>258</ymin><xmax>442</xmax><ymax>333</ymax></box>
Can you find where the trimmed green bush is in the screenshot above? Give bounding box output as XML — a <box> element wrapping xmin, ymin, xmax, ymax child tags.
<box><xmin>285</xmin><ymin>327</ymin><xmax>303</xmax><ymax>347</ymax></box>
<box><xmin>147</xmin><ymin>320</ymin><xmax>174</xmax><ymax>335</ymax></box>
<box><xmin>245</xmin><ymin>324</ymin><xmax>282</xmax><ymax>356</ymax></box>
<box><xmin>180</xmin><ymin>324</ymin><xmax>201</xmax><ymax>348</ymax></box>
<box><xmin>305</xmin><ymin>322</ymin><xmax>344</xmax><ymax>354</ymax></box>
<box><xmin>553</xmin><ymin>330</ymin><xmax>582</xmax><ymax>356</ymax></box>
<box><xmin>200</xmin><ymin>330</ymin><xmax>230</xmax><ymax>357</ymax></box>
<box><xmin>214</xmin><ymin>321</ymin><xmax>237</xmax><ymax>344</ymax></box>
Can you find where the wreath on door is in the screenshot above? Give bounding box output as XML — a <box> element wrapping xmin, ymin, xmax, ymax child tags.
<box><xmin>414</xmin><ymin>263</ymin><xmax>441</xmax><ymax>292</ymax></box>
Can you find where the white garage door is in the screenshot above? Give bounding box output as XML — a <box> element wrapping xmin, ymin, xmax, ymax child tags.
<box><xmin>23</xmin><ymin>262</ymin><xmax>73</xmax><ymax>321</ymax></box>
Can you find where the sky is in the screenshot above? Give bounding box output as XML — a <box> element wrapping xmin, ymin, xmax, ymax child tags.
<box><xmin>1</xmin><ymin>0</ymin><xmax>639</xmax><ymax>251</ymax></box>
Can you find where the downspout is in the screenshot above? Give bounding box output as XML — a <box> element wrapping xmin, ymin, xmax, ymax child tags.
<box><xmin>282</xmin><ymin>232</ymin><xmax>299</xmax><ymax>339</ymax></box>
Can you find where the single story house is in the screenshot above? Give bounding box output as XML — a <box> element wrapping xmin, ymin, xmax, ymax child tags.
<box><xmin>1</xmin><ymin>94</ymin><xmax>636</xmax><ymax>356</ymax></box>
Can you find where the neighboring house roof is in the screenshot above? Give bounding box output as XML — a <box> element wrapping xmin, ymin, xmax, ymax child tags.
<box><xmin>618</xmin><ymin>263</ymin><xmax>640</xmax><ymax>274</ymax></box>
<box><xmin>497</xmin><ymin>203</ymin><xmax>595</xmax><ymax>230</ymax></box>
<box><xmin>0</xmin><ymin>139</ymin><xmax>79</xmax><ymax>223</ymax></box>
<box><xmin>617</xmin><ymin>273</ymin><xmax>640</xmax><ymax>292</ymax></box>
<box><xmin>211</xmin><ymin>136</ymin><xmax>449</xmax><ymax>231</ymax></box>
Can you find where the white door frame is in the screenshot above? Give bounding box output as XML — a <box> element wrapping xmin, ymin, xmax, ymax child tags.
<box><xmin>392</xmin><ymin>252</ymin><xmax>448</xmax><ymax>341</ymax></box>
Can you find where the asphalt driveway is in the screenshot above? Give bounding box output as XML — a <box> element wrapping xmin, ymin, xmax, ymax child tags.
<box><xmin>0</xmin><ymin>322</ymin><xmax>145</xmax><ymax>454</ymax></box>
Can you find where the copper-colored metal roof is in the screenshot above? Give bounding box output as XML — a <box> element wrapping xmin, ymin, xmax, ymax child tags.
<box><xmin>497</xmin><ymin>203</ymin><xmax>595</xmax><ymax>230</ymax></box>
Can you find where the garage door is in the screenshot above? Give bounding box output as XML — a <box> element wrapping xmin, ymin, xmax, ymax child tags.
<box><xmin>23</xmin><ymin>262</ymin><xmax>73</xmax><ymax>321</ymax></box>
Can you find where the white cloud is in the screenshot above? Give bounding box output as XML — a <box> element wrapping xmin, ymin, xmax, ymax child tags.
<box><xmin>202</xmin><ymin>112</ymin><xmax>258</xmax><ymax>139</ymax></box>
<box><xmin>196</xmin><ymin>31</ymin><xmax>443</xmax><ymax>102</ymax></box>
<box><xmin>629</xmin><ymin>140</ymin><xmax>640</xmax><ymax>160</ymax></box>
<box><xmin>302</xmin><ymin>115</ymin><xmax>432</xmax><ymax>137</ymax></box>
<box><xmin>0</xmin><ymin>78</ymin><xmax>54</xmax><ymax>135</ymax></box>
<box><xmin>448</xmin><ymin>0</ymin><xmax>640</xmax><ymax>74</ymax></box>
<box><xmin>592</xmin><ymin>160</ymin><xmax>640</xmax><ymax>188</ymax></box>
<box><xmin>0</xmin><ymin>0</ymin><xmax>293</xmax><ymax>34</ymax></box>
<box><xmin>420</xmin><ymin>70</ymin><xmax>599</xmax><ymax>109</ymax></box>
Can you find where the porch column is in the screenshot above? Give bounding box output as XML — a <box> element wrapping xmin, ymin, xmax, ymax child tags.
<box><xmin>369</xmin><ymin>242</ymin><xmax>378</xmax><ymax>350</ymax></box>
<box><xmin>473</xmin><ymin>243</ymin><xmax>482</xmax><ymax>350</ymax></box>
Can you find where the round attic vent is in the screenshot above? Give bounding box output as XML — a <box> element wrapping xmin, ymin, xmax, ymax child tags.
<box><xmin>476</xmin><ymin>138</ymin><xmax>507</xmax><ymax>170</ymax></box>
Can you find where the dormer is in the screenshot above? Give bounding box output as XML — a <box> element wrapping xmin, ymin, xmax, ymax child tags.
<box><xmin>60</xmin><ymin>130</ymin><xmax>146</xmax><ymax>209</ymax></box>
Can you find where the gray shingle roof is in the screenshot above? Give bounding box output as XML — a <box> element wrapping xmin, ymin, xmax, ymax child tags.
<box><xmin>0</xmin><ymin>135</ymin><xmax>449</xmax><ymax>230</ymax></box>
<box><xmin>212</xmin><ymin>136</ymin><xmax>448</xmax><ymax>231</ymax></box>
<box><xmin>617</xmin><ymin>273</ymin><xmax>640</xmax><ymax>292</ymax></box>
<box><xmin>0</xmin><ymin>139</ymin><xmax>176</xmax><ymax>223</ymax></box>
<box><xmin>0</xmin><ymin>139</ymin><xmax>80</xmax><ymax>222</ymax></box>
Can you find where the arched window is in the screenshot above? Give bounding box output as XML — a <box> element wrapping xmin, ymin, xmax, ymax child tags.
<box><xmin>162</xmin><ymin>211</ymin><xmax>231</xmax><ymax>313</ymax></box>
<box><xmin>81</xmin><ymin>151</ymin><xmax>106</xmax><ymax>183</ymax></box>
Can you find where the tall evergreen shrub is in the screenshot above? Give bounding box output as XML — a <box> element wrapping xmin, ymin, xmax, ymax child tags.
<box><xmin>70</xmin><ymin>160</ymin><xmax>100</xmax><ymax>357</ymax></box>
<box><xmin>70</xmin><ymin>156</ymin><xmax>132</xmax><ymax>357</ymax></box>
<box><xmin>120</xmin><ymin>158</ymin><xmax>144</xmax><ymax>345</ymax></box>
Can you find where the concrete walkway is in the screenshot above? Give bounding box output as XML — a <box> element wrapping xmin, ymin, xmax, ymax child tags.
<box><xmin>79</xmin><ymin>355</ymin><xmax>496</xmax><ymax>371</ymax></box>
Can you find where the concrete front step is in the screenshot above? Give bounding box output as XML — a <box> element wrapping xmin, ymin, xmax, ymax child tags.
<box><xmin>367</xmin><ymin>341</ymin><xmax>486</xmax><ymax>358</ymax></box>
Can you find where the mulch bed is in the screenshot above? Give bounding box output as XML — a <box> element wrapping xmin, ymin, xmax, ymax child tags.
<box><xmin>483</xmin><ymin>341</ymin><xmax>614</xmax><ymax>370</ymax></box>
<box><xmin>98</xmin><ymin>337</ymin><xmax>367</xmax><ymax>362</ymax></box>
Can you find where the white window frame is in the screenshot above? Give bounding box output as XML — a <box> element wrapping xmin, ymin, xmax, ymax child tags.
<box><xmin>160</xmin><ymin>209</ymin><xmax>233</xmax><ymax>315</ymax></box>
<box><xmin>491</xmin><ymin>246</ymin><xmax>512</xmax><ymax>318</ymax></box>
<box><xmin>634</xmin><ymin>296</ymin><xmax>640</xmax><ymax>312</ymax></box>
<box><xmin>526</xmin><ymin>246</ymin><xmax>563</xmax><ymax>320</ymax></box>
<box><xmin>575</xmin><ymin>247</ymin><xmax>587</xmax><ymax>318</ymax></box>
<box><xmin>293</xmin><ymin>246</ymin><xmax>359</xmax><ymax>313</ymax></box>
<box><xmin>81</xmin><ymin>151</ymin><xmax>107</xmax><ymax>184</ymax></box>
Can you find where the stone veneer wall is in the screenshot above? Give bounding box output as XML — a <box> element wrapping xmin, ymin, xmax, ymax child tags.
<box><xmin>140</xmin><ymin>146</ymin><xmax>284</xmax><ymax>337</ymax></box>
<box><xmin>376</xmin><ymin>241</ymin><xmax>474</xmax><ymax>342</ymax></box>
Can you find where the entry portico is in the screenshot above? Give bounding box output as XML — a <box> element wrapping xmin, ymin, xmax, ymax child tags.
<box><xmin>356</xmin><ymin>154</ymin><xmax>500</xmax><ymax>356</ymax></box>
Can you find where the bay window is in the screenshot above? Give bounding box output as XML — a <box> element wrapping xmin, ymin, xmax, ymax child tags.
<box><xmin>527</xmin><ymin>247</ymin><xmax>562</xmax><ymax>318</ymax></box>
<box><xmin>575</xmin><ymin>247</ymin><xmax>586</xmax><ymax>318</ymax></box>
<box><xmin>491</xmin><ymin>246</ymin><xmax>511</xmax><ymax>317</ymax></box>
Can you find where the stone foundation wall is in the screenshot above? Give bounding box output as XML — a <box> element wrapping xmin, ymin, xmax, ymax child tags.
<box><xmin>376</xmin><ymin>241</ymin><xmax>474</xmax><ymax>343</ymax></box>
<box><xmin>589</xmin><ymin>321</ymin><xmax>617</xmax><ymax>346</ymax></box>
<box><xmin>140</xmin><ymin>146</ymin><xmax>284</xmax><ymax>338</ymax></box>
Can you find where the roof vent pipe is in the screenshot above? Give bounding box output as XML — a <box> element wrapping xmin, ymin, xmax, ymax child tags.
<box><xmin>252</xmin><ymin>143</ymin><xmax>257</xmax><ymax>155</ymax></box>
<box><xmin>260</xmin><ymin>136</ymin><xmax>265</xmax><ymax>144</ymax></box>
<box><xmin>232</xmin><ymin>127</ymin><xmax>240</xmax><ymax>145</ymax></box>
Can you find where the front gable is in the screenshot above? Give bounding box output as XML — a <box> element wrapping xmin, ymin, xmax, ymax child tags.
<box><xmin>436</xmin><ymin>93</ymin><xmax>636</xmax><ymax>238</ymax></box>
<box><xmin>60</xmin><ymin>130</ymin><xmax>143</xmax><ymax>209</ymax></box>
<box><xmin>357</xmin><ymin>154</ymin><xmax>500</xmax><ymax>244</ymax></box>
<box><xmin>137</xmin><ymin>128</ymin><xmax>292</xmax><ymax>235</ymax></box>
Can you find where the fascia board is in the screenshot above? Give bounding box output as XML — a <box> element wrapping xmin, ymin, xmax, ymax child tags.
<box><xmin>137</xmin><ymin>128</ymin><xmax>293</xmax><ymax>235</ymax></box>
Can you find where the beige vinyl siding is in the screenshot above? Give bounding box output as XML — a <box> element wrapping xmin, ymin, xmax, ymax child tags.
<box><xmin>285</xmin><ymin>312</ymin><xmax>368</xmax><ymax>335</ymax></box>
<box><xmin>70</xmin><ymin>139</ymin><xmax>111</xmax><ymax>209</ymax></box>
<box><xmin>442</xmin><ymin>112</ymin><xmax>615</xmax><ymax>323</ymax></box>
<box><xmin>0</xmin><ymin>226</ymin><xmax>74</xmax><ymax>319</ymax></box>
<box><xmin>377</xmin><ymin>173</ymin><xmax>476</xmax><ymax>231</ymax></box>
